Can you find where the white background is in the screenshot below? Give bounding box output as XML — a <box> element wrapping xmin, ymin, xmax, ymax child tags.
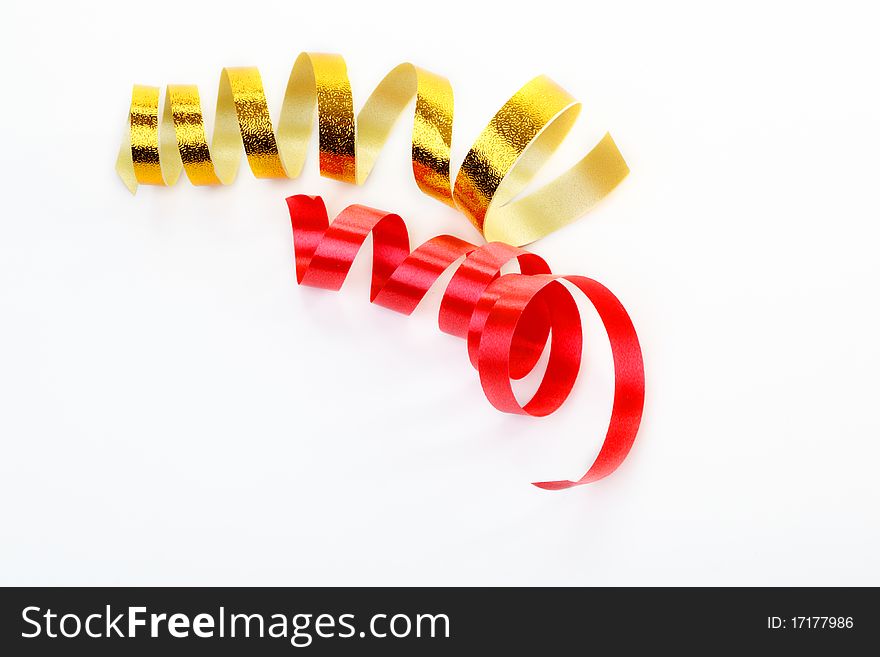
<box><xmin>1</xmin><ymin>0</ymin><xmax>878</xmax><ymax>586</ymax></box>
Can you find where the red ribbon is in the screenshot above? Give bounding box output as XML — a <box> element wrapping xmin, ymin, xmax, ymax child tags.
<box><xmin>287</xmin><ymin>195</ymin><xmax>645</xmax><ymax>489</ymax></box>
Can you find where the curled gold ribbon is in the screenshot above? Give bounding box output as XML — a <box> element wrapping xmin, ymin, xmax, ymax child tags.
<box><xmin>117</xmin><ymin>52</ymin><xmax>628</xmax><ymax>245</ymax></box>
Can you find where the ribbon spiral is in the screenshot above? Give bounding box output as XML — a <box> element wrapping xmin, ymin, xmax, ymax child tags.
<box><xmin>118</xmin><ymin>53</ymin><xmax>629</xmax><ymax>245</ymax></box>
<box><xmin>288</xmin><ymin>195</ymin><xmax>645</xmax><ymax>489</ymax></box>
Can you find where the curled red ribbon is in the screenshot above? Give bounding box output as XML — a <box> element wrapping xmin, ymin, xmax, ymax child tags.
<box><xmin>287</xmin><ymin>195</ymin><xmax>645</xmax><ymax>489</ymax></box>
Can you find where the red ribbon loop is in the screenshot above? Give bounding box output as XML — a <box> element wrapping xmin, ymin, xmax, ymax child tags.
<box><xmin>287</xmin><ymin>195</ymin><xmax>645</xmax><ymax>489</ymax></box>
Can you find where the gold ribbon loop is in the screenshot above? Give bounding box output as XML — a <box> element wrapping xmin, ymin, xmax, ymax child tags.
<box><xmin>117</xmin><ymin>53</ymin><xmax>627</xmax><ymax>245</ymax></box>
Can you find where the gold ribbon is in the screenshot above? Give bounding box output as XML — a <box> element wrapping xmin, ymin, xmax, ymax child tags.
<box><xmin>116</xmin><ymin>52</ymin><xmax>628</xmax><ymax>245</ymax></box>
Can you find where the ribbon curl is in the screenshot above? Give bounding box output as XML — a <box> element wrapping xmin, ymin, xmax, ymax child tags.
<box><xmin>118</xmin><ymin>53</ymin><xmax>629</xmax><ymax>245</ymax></box>
<box><xmin>288</xmin><ymin>195</ymin><xmax>644</xmax><ymax>489</ymax></box>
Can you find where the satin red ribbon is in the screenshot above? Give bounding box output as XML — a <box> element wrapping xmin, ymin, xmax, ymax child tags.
<box><xmin>287</xmin><ymin>195</ymin><xmax>645</xmax><ymax>489</ymax></box>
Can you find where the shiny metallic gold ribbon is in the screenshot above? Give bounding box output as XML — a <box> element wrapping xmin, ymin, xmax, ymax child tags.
<box><xmin>116</xmin><ymin>52</ymin><xmax>628</xmax><ymax>245</ymax></box>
